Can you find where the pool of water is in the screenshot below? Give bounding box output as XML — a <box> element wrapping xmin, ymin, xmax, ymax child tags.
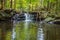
<box><xmin>0</xmin><ymin>20</ymin><xmax>60</xmax><ymax>40</ymax></box>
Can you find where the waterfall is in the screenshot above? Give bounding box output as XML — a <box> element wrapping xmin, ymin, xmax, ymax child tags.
<box><xmin>24</xmin><ymin>13</ymin><xmax>31</xmax><ymax>21</ymax></box>
<box><xmin>24</xmin><ymin>13</ymin><xmax>31</xmax><ymax>40</ymax></box>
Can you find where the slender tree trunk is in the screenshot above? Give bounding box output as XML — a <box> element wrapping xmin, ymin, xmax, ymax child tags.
<box><xmin>10</xmin><ymin>0</ymin><xmax>12</xmax><ymax>9</ymax></box>
<box><xmin>14</xmin><ymin>0</ymin><xmax>16</xmax><ymax>9</ymax></box>
<box><xmin>55</xmin><ymin>0</ymin><xmax>58</xmax><ymax>14</ymax></box>
<box><xmin>29</xmin><ymin>0</ymin><xmax>31</xmax><ymax>12</ymax></box>
<box><xmin>1</xmin><ymin>0</ymin><xmax>4</xmax><ymax>10</ymax></box>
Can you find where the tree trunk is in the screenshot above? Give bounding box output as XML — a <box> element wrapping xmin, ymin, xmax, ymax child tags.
<box><xmin>1</xmin><ymin>0</ymin><xmax>4</xmax><ymax>10</ymax></box>
<box><xmin>14</xmin><ymin>0</ymin><xmax>16</xmax><ymax>9</ymax></box>
<box><xmin>10</xmin><ymin>0</ymin><xmax>12</xmax><ymax>9</ymax></box>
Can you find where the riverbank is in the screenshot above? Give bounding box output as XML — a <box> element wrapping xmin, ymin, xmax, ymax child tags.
<box><xmin>0</xmin><ymin>9</ymin><xmax>60</xmax><ymax>22</ymax></box>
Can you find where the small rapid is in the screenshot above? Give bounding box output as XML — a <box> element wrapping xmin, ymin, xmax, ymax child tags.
<box><xmin>11</xmin><ymin>12</ymin><xmax>44</xmax><ymax>40</ymax></box>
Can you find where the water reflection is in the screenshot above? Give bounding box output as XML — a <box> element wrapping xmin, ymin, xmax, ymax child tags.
<box><xmin>0</xmin><ymin>20</ymin><xmax>60</xmax><ymax>40</ymax></box>
<box><xmin>37</xmin><ymin>23</ymin><xmax>44</xmax><ymax>40</ymax></box>
<box><xmin>12</xmin><ymin>13</ymin><xmax>38</xmax><ymax>40</ymax></box>
<box><xmin>12</xmin><ymin>26</ymin><xmax>16</xmax><ymax>40</ymax></box>
<box><xmin>0</xmin><ymin>21</ymin><xmax>13</xmax><ymax>40</ymax></box>
<box><xmin>0</xmin><ymin>13</ymin><xmax>60</xmax><ymax>40</ymax></box>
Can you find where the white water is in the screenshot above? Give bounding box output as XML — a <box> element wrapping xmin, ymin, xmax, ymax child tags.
<box><xmin>24</xmin><ymin>13</ymin><xmax>32</xmax><ymax>22</ymax></box>
<box><xmin>24</xmin><ymin>13</ymin><xmax>32</xmax><ymax>40</ymax></box>
<box><xmin>11</xmin><ymin>13</ymin><xmax>32</xmax><ymax>40</ymax></box>
<box><xmin>11</xmin><ymin>13</ymin><xmax>44</xmax><ymax>40</ymax></box>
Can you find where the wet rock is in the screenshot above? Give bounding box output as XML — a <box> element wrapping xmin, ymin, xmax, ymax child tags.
<box><xmin>4</xmin><ymin>9</ymin><xmax>13</xmax><ymax>13</ymax></box>
<box><xmin>44</xmin><ymin>17</ymin><xmax>55</xmax><ymax>22</ymax></box>
<box><xmin>12</xmin><ymin>13</ymin><xmax>26</xmax><ymax>21</ymax></box>
<box><xmin>55</xmin><ymin>17</ymin><xmax>60</xmax><ymax>20</ymax></box>
<box><xmin>0</xmin><ymin>9</ymin><xmax>16</xmax><ymax>20</ymax></box>
<box><xmin>29</xmin><ymin>12</ymin><xmax>40</xmax><ymax>21</ymax></box>
<box><xmin>53</xmin><ymin>21</ymin><xmax>60</xmax><ymax>24</ymax></box>
<box><xmin>48</xmin><ymin>20</ymin><xmax>60</xmax><ymax>25</ymax></box>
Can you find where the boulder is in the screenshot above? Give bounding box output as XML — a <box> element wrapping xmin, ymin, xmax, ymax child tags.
<box><xmin>48</xmin><ymin>19</ymin><xmax>60</xmax><ymax>25</ymax></box>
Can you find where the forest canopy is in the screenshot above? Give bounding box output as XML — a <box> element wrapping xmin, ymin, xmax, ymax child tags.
<box><xmin>0</xmin><ymin>0</ymin><xmax>59</xmax><ymax>10</ymax></box>
<box><xmin>0</xmin><ymin>0</ymin><xmax>60</xmax><ymax>18</ymax></box>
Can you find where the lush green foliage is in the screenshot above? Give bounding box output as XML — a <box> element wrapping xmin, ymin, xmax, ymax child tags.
<box><xmin>0</xmin><ymin>0</ymin><xmax>60</xmax><ymax>18</ymax></box>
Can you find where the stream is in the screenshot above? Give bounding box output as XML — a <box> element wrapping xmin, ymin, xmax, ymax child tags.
<box><xmin>0</xmin><ymin>13</ymin><xmax>60</xmax><ymax>40</ymax></box>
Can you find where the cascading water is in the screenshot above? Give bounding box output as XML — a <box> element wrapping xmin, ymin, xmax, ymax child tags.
<box><xmin>11</xmin><ymin>12</ymin><xmax>32</xmax><ymax>40</ymax></box>
<box><xmin>24</xmin><ymin>13</ymin><xmax>32</xmax><ymax>40</ymax></box>
<box><xmin>24</xmin><ymin>13</ymin><xmax>31</xmax><ymax>29</ymax></box>
<box><xmin>11</xmin><ymin>12</ymin><xmax>44</xmax><ymax>40</ymax></box>
<box><xmin>24</xmin><ymin>13</ymin><xmax>32</xmax><ymax>21</ymax></box>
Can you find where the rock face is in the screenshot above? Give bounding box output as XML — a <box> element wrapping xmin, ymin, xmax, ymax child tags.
<box><xmin>30</xmin><ymin>12</ymin><xmax>38</xmax><ymax>21</ymax></box>
<box><xmin>53</xmin><ymin>21</ymin><xmax>60</xmax><ymax>24</ymax></box>
<box><xmin>0</xmin><ymin>9</ymin><xmax>15</xmax><ymax>20</ymax></box>
<box><xmin>12</xmin><ymin>12</ymin><xmax>40</xmax><ymax>21</ymax></box>
<box><xmin>12</xmin><ymin>13</ymin><xmax>25</xmax><ymax>21</ymax></box>
<box><xmin>48</xmin><ymin>20</ymin><xmax>60</xmax><ymax>25</ymax></box>
<box><xmin>55</xmin><ymin>17</ymin><xmax>60</xmax><ymax>20</ymax></box>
